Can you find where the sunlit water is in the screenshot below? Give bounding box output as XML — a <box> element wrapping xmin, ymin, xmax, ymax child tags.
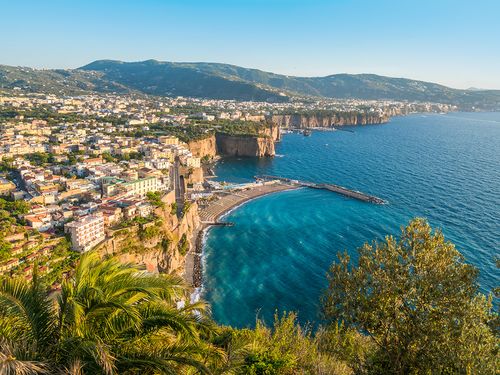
<box><xmin>202</xmin><ymin>113</ymin><xmax>500</xmax><ymax>328</ymax></box>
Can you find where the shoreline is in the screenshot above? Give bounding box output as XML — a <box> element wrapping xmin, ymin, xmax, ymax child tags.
<box><xmin>185</xmin><ymin>182</ymin><xmax>298</xmax><ymax>289</ymax></box>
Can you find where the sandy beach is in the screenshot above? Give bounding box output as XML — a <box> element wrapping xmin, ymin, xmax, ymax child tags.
<box><xmin>184</xmin><ymin>182</ymin><xmax>297</xmax><ymax>287</ymax></box>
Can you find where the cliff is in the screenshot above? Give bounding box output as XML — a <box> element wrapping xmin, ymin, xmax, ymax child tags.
<box><xmin>96</xmin><ymin>198</ymin><xmax>200</xmax><ymax>277</ymax></box>
<box><xmin>215</xmin><ymin>133</ymin><xmax>275</xmax><ymax>157</ymax></box>
<box><xmin>187</xmin><ymin>135</ymin><xmax>217</xmax><ymax>159</ymax></box>
<box><xmin>269</xmin><ymin>112</ymin><xmax>390</xmax><ymax>128</ymax></box>
<box><xmin>213</xmin><ymin>123</ymin><xmax>280</xmax><ymax>157</ymax></box>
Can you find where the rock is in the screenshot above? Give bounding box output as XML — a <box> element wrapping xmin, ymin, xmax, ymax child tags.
<box><xmin>269</xmin><ymin>112</ymin><xmax>390</xmax><ymax>128</ymax></box>
<box><xmin>215</xmin><ymin>133</ymin><xmax>275</xmax><ymax>157</ymax></box>
<box><xmin>188</xmin><ymin>135</ymin><xmax>217</xmax><ymax>159</ymax></box>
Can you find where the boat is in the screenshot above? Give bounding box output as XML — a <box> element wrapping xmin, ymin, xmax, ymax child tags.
<box><xmin>303</xmin><ymin>129</ymin><xmax>312</xmax><ymax>136</ymax></box>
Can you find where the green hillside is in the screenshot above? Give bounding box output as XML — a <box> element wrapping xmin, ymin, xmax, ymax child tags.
<box><xmin>1</xmin><ymin>60</ymin><xmax>499</xmax><ymax>109</ymax></box>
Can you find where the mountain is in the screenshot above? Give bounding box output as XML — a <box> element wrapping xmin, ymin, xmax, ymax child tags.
<box><xmin>1</xmin><ymin>60</ymin><xmax>499</xmax><ymax>109</ymax></box>
<box><xmin>79</xmin><ymin>60</ymin><xmax>289</xmax><ymax>102</ymax></box>
<box><xmin>0</xmin><ymin>64</ymin><xmax>133</xmax><ymax>95</ymax></box>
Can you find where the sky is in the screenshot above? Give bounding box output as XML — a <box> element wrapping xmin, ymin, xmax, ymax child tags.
<box><xmin>1</xmin><ymin>0</ymin><xmax>499</xmax><ymax>89</ymax></box>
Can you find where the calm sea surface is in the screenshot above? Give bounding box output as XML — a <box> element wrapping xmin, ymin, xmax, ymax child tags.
<box><xmin>203</xmin><ymin>113</ymin><xmax>500</xmax><ymax>328</ymax></box>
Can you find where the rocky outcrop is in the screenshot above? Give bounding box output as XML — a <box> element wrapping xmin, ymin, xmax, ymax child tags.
<box><xmin>180</xmin><ymin>165</ymin><xmax>204</xmax><ymax>185</ymax></box>
<box><xmin>269</xmin><ymin>112</ymin><xmax>390</xmax><ymax>128</ymax></box>
<box><xmin>96</xmin><ymin>199</ymin><xmax>200</xmax><ymax>277</ymax></box>
<box><xmin>188</xmin><ymin>135</ymin><xmax>217</xmax><ymax>159</ymax></box>
<box><xmin>213</xmin><ymin>123</ymin><xmax>280</xmax><ymax>157</ymax></box>
<box><xmin>215</xmin><ymin>133</ymin><xmax>275</xmax><ymax>157</ymax></box>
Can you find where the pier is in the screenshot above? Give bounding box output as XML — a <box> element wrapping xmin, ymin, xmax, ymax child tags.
<box><xmin>255</xmin><ymin>175</ymin><xmax>386</xmax><ymax>204</ymax></box>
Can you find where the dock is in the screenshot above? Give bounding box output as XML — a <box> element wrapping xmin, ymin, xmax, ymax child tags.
<box><xmin>256</xmin><ymin>175</ymin><xmax>386</xmax><ymax>204</ymax></box>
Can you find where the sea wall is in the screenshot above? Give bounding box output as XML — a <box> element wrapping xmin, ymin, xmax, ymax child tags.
<box><xmin>269</xmin><ymin>112</ymin><xmax>390</xmax><ymax>128</ymax></box>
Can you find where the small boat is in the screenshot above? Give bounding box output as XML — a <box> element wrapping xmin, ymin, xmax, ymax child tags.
<box><xmin>303</xmin><ymin>130</ymin><xmax>312</xmax><ymax>136</ymax></box>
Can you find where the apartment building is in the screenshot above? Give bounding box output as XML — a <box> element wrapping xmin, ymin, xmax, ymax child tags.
<box><xmin>103</xmin><ymin>177</ymin><xmax>162</xmax><ymax>197</ymax></box>
<box><xmin>65</xmin><ymin>213</ymin><xmax>105</xmax><ymax>252</ymax></box>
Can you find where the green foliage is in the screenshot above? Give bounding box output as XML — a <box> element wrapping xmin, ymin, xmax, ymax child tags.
<box><xmin>24</xmin><ymin>152</ymin><xmax>55</xmax><ymax>166</ymax></box>
<box><xmin>0</xmin><ymin>252</ymin><xmax>215</xmax><ymax>374</ymax></box>
<box><xmin>0</xmin><ymin>238</ymin><xmax>12</xmax><ymax>261</ymax></box>
<box><xmin>51</xmin><ymin>237</ymin><xmax>71</xmax><ymax>257</ymax></box>
<box><xmin>217</xmin><ymin>120</ymin><xmax>268</xmax><ymax>137</ymax></box>
<box><xmin>161</xmin><ymin>237</ymin><xmax>171</xmax><ymax>252</ymax></box>
<box><xmin>0</xmin><ymin>198</ymin><xmax>31</xmax><ymax>240</ymax></box>
<box><xmin>0</xmin><ymin>197</ymin><xmax>31</xmax><ymax>216</ymax></box>
<box><xmin>146</xmin><ymin>191</ymin><xmax>165</xmax><ymax>208</ymax></box>
<box><xmin>211</xmin><ymin>312</ymin><xmax>356</xmax><ymax>374</ymax></box>
<box><xmin>322</xmin><ymin>218</ymin><xmax>499</xmax><ymax>374</ymax></box>
<box><xmin>0</xmin><ymin>219</ymin><xmax>497</xmax><ymax>374</ymax></box>
<box><xmin>182</xmin><ymin>200</ymin><xmax>192</xmax><ymax>217</ymax></box>
<box><xmin>101</xmin><ymin>151</ymin><xmax>115</xmax><ymax>162</ymax></box>
<box><xmin>114</xmin><ymin>151</ymin><xmax>144</xmax><ymax>161</ymax></box>
<box><xmin>139</xmin><ymin>224</ymin><xmax>161</xmax><ymax>241</ymax></box>
<box><xmin>170</xmin><ymin>202</ymin><xmax>177</xmax><ymax>215</ymax></box>
<box><xmin>0</xmin><ymin>157</ymin><xmax>14</xmax><ymax>172</ymax></box>
<box><xmin>244</xmin><ymin>352</ymin><xmax>295</xmax><ymax>374</ymax></box>
<box><xmin>177</xmin><ymin>233</ymin><xmax>189</xmax><ymax>256</ymax></box>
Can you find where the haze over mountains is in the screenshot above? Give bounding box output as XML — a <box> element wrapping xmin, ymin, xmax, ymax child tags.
<box><xmin>1</xmin><ymin>59</ymin><xmax>499</xmax><ymax>110</ymax></box>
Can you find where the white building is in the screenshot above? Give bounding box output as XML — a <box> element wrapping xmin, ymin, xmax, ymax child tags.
<box><xmin>103</xmin><ymin>177</ymin><xmax>163</xmax><ymax>197</ymax></box>
<box><xmin>65</xmin><ymin>213</ymin><xmax>105</xmax><ymax>252</ymax></box>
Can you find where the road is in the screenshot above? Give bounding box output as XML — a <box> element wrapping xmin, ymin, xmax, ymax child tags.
<box><xmin>172</xmin><ymin>157</ymin><xmax>185</xmax><ymax>217</ymax></box>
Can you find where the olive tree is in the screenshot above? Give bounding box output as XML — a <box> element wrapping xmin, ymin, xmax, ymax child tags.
<box><xmin>322</xmin><ymin>218</ymin><xmax>498</xmax><ymax>374</ymax></box>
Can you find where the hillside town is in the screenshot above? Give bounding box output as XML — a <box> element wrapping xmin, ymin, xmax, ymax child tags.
<box><xmin>0</xmin><ymin>91</ymin><xmax>456</xmax><ymax>285</ymax></box>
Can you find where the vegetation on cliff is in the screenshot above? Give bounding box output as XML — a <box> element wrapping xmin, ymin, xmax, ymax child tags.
<box><xmin>122</xmin><ymin>120</ymin><xmax>271</xmax><ymax>143</ymax></box>
<box><xmin>0</xmin><ymin>219</ymin><xmax>497</xmax><ymax>374</ymax></box>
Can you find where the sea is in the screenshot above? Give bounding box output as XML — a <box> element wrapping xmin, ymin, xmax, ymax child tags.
<box><xmin>202</xmin><ymin>112</ymin><xmax>500</xmax><ymax>328</ymax></box>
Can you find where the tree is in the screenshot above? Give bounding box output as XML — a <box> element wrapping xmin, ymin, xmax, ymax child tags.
<box><xmin>0</xmin><ymin>252</ymin><xmax>218</xmax><ymax>374</ymax></box>
<box><xmin>210</xmin><ymin>312</ymin><xmax>355</xmax><ymax>375</ymax></box>
<box><xmin>146</xmin><ymin>191</ymin><xmax>165</xmax><ymax>208</ymax></box>
<box><xmin>0</xmin><ymin>239</ymin><xmax>11</xmax><ymax>262</ymax></box>
<box><xmin>322</xmin><ymin>218</ymin><xmax>498</xmax><ymax>374</ymax></box>
<box><xmin>101</xmin><ymin>152</ymin><xmax>115</xmax><ymax>163</ymax></box>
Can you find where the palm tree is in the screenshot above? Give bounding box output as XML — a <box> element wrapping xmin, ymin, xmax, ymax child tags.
<box><xmin>0</xmin><ymin>252</ymin><xmax>221</xmax><ymax>374</ymax></box>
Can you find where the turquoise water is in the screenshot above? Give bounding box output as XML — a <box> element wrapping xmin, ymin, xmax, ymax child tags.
<box><xmin>203</xmin><ymin>113</ymin><xmax>500</xmax><ymax>328</ymax></box>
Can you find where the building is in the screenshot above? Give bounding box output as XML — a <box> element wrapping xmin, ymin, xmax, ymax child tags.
<box><xmin>65</xmin><ymin>213</ymin><xmax>105</xmax><ymax>252</ymax></box>
<box><xmin>158</xmin><ymin>136</ymin><xmax>179</xmax><ymax>145</ymax></box>
<box><xmin>103</xmin><ymin>177</ymin><xmax>161</xmax><ymax>197</ymax></box>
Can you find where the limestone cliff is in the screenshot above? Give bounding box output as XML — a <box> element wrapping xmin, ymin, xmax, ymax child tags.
<box><xmin>96</xmin><ymin>200</ymin><xmax>200</xmax><ymax>277</ymax></box>
<box><xmin>269</xmin><ymin>112</ymin><xmax>390</xmax><ymax>128</ymax></box>
<box><xmin>215</xmin><ymin>133</ymin><xmax>275</xmax><ymax>157</ymax></box>
<box><xmin>187</xmin><ymin>135</ymin><xmax>217</xmax><ymax>159</ymax></box>
<box><xmin>214</xmin><ymin>123</ymin><xmax>280</xmax><ymax>157</ymax></box>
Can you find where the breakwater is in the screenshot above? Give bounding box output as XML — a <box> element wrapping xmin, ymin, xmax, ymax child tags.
<box><xmin>256</xmin><ymin>175</ymin><xmax>386</xmax><ymax>204</ymax></box>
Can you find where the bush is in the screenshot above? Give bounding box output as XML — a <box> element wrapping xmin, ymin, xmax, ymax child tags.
<box><xmin>177</xmin><ymin>234</ymin><xmax>189</xmax><ymax>256</ymax></box>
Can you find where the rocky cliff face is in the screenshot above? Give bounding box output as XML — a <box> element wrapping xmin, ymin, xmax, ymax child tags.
<box><xmin>213</xmin><ymin>123</ymin><xmax>280</xmax><ymax>157</ymax></box>
<box><xmin>97</xmin><ymin>201</ymin><xmax>200</xmax><ymax>277</ymax></box>
<box><xmin>269</xmin><ymin>112</ymin><xmax>390</xmax><ymax>128</ymax></box>
<box><xmin>215</xmin><ymin>133</ymin><xmax>275</xmax><ymax>157</ymax></box>
<box><xmin>188</xmin><ymin>135</ymin><xmax>217</xmax><ymax>159</ymax></box>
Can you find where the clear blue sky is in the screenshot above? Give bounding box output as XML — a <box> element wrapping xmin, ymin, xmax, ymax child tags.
<box><xmin>1</xmin><ymin>0</ymin><xmax>499</xmax><ymax>89</ymax></box>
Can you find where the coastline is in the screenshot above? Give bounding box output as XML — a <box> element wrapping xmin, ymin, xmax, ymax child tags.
<box><xmin>184</xmin><ymin>182</ymin><xmax>298</xmax><ymax>290</ymax></box>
